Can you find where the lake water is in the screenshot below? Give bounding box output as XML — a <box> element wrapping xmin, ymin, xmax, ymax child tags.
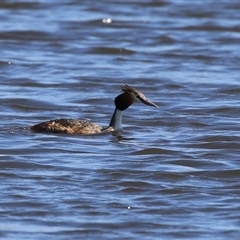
<box><xmin>1</xmin><ymin>1</ymin><xmax>240</xmax><ymax>239</ymax></box>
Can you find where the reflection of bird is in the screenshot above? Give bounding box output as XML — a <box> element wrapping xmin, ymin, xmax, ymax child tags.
<box><xmin>30</xmin><ymin>85</ymin><xmax>158</xmax><ymax>134</ymax></box>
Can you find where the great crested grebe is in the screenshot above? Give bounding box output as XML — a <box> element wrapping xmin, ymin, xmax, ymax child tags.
<box><xmin>30</xmin><ymin>85</ymin><xmax>158</xmax><ymax>134</ymax></box>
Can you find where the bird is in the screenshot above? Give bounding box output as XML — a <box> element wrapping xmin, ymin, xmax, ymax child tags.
<box><xmin>30</xmin><ymin>85</ymin><xmax>158</xmax><ymax>134</ymax></box>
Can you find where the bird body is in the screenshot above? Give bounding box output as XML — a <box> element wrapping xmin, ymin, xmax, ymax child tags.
<box><xmin>31</xmin><ymin>118</ymin><xmax>113</xmax><ymax>134</ymax></box>
<box><xmin>30</xmin><ymin>85</ymin><xmax>158</xmax><ymax>134</ymax></box>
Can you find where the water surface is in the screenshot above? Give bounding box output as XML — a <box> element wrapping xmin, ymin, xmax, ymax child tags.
<box><xmin>1</xmin><ymin>1</ymin><xmax>240</xmax><ymax>239</ymax></box>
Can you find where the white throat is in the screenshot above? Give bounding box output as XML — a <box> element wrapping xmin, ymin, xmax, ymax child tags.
<box><xmin>109</xmin><ymin>108</ymin><xmax>123</xmax><ymax>130</ymax></box>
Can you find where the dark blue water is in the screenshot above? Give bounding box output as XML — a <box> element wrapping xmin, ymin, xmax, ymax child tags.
<box><xmin>1</xmin><ymin>1</ymin><xmax>240</xmax><ymax>239</ymax></box>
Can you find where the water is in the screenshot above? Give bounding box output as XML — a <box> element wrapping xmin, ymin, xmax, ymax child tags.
<box><xmin>1</xmin><ymin>1</ymin><xmax>240</xmax><ymax>239</ymax></box>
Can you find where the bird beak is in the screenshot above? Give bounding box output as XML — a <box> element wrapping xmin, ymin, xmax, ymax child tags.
<box><xmin>142</xmin><ymin>98</ymin><xmax>159</xmax><ymax>108</ymax></box>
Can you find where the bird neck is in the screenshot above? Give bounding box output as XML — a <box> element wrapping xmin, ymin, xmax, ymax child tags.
<box><xmin>109</xmin><ymin>92</ymin><xmax>134</xmax><ymax>130</ymax></box>
<box><xmin>109</xmin><ymin>108</ymin><xmax>123</xmax><ymax>130</ymax></box>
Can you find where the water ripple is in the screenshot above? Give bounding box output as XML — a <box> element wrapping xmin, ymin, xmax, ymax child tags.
<box><xmin>1</xmin><ymin>1</ymin><xmax>240</xmax><ymax>239</ymax></box>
